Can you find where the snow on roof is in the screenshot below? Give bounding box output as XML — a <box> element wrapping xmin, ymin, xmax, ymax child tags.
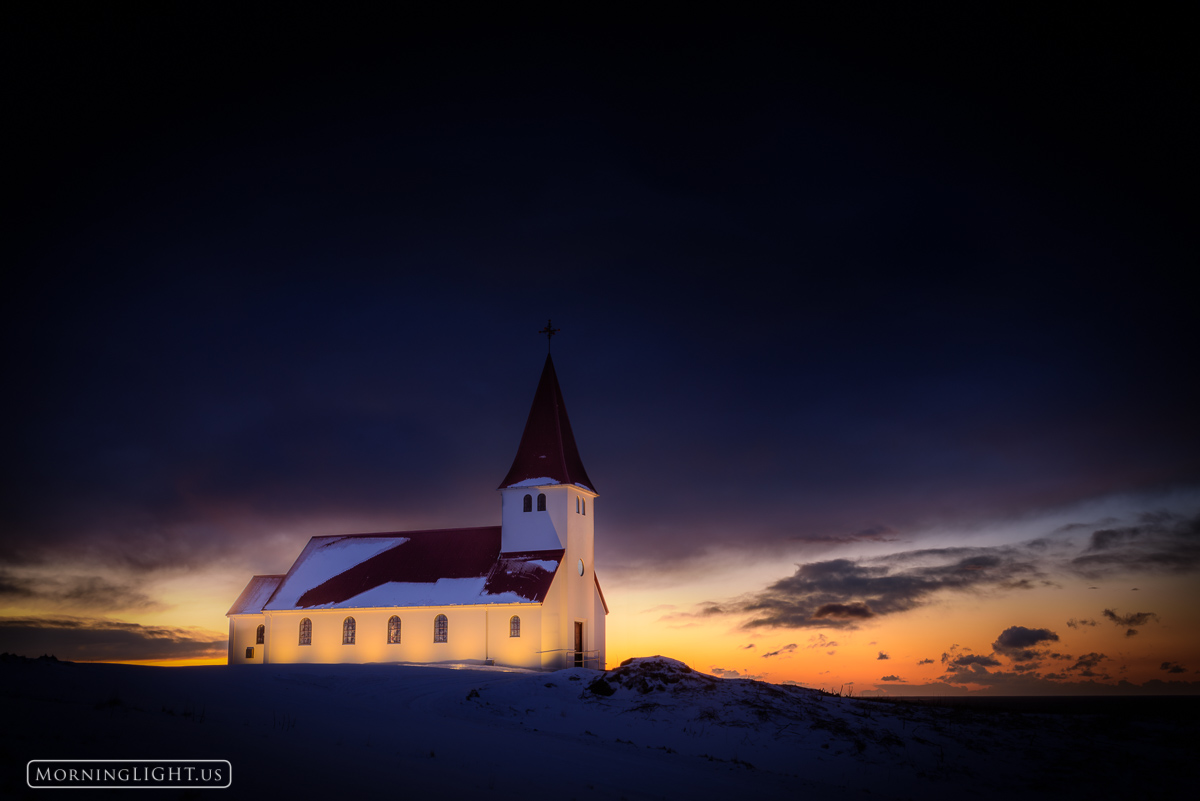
<box><xmin>342</xmin><ymin>577</ymin><xmax>529</xmax><ymax>608</ymax></box>
<box><xmin>227</xmin><ymin>574</ymin><xmax>285</xmax><ymax>615</ymax></box>
<box><xmin>506</xmin><ymin>477</ymin><xmax>559</xmax><ymax>488</ymax></box>
<box><xmin>260</xmin><ymin>527</ymin><xmax>563</xmax><ymax>611</ymax></box>
<box><xmin>482</xmin><ymin>552</ymin><xmax>564</xmax><ymax>601</ymax></box>
<box><xmin>264</xmin><ymin>535</ymin><xmax>408</xmax><ymax>610</ymax></box>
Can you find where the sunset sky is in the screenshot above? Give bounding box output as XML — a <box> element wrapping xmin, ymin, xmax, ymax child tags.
<box><xmin>4</xmin><ymin>9</ymin><xmax>1195</xmax><ymax>694</ymax></box>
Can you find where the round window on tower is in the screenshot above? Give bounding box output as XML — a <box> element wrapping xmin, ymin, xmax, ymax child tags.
<box><xmin>577</xmin><ymin>558</ymin><xmax>584</xmax><ymax>576</ymax></box>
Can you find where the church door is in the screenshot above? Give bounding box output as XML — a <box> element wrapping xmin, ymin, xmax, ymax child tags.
<box><xmin>574</xmin><ymin>621</ymin><xmax>584</xmax><ymax>667</ymax></box>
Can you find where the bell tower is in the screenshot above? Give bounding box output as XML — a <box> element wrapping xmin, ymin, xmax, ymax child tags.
<box><xmin>498</xmin><ymin>352</ymin><xmax>596</xmax><ymax>555</ymax></box>
<box><xmin>499</xmin><ymin>339</ymin><xmax>601</xmax><ymax>667</ymax></box>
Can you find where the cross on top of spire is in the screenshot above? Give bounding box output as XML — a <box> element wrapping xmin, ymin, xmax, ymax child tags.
<box><xmin>538</xmin><ymin>319</ymin><xmax>560</xmax><ymax>352</ymax></box>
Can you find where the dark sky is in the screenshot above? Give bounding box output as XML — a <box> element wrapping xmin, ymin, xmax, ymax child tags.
<box><xmin>3</xmin><ymin>8</ymin><xmax>1195</xmax><ymax>595</ymax></box>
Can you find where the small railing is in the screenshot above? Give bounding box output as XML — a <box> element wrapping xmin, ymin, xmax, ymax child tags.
<box><xmin>538</xmin><ymin>649</ymin><xmax>603</xmax><ymax>670</ymax></box>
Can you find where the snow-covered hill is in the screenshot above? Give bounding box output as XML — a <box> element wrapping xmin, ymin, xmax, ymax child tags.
<box><xmin>0</xmin><ymin>655</ymin><xmax>1191</xmax><ymax>799</ymax></box>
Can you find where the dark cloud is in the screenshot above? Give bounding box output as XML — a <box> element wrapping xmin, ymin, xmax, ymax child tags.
<box><xmin>885</xmin><ymin>667</ymin><xmax>1200</xmax><ymax>696</ymax></box>
<box><xmin>1102</xmin><ymin>609</ymin><xmax>1159</xmax><ymax>628</ymax></box>
<box><xmin>878</xmin><ymin>651</ymin><xmax>890</xmax><ymax>660</ymax></box>
<box><xmin>899</xmin><ymin>654</ymin><xmax>1200</xmax><ymax>694</ymax></box>
<box><xmin>992</xmin><ymin>626</ymin><xmax>1059</xmax><ymax>661</ymax></box>
<box><xmin>1160</xmin><ymin>662</ymin><xmax>1186</xmax><ymax>674</ymax></box>
<box><xmin>1125</xmin><ymin>628</ymin><xmax>1138</xmax><ymax>638</ymax></box>
<box><xmin>950</xmin><ymin>654</ymin><xmax>1001</xmax><ymax>668</ymax></box>
<box><xmin>0</xmin><ymin>616</ymin><xmax>225</xmax><ymax>661</ymax></box>
<box><xmin>1070</xmin><ymin>652</ymin><xmax>1107</xmax><ymax>670</ymax></box>
<box><xmin>813</xmin><ymin>602</ymin><xmax>874</xmax><ymax>620</ymax></box>
<box><xmin>1072</xmin><ymin>514</ymin><xmax>1200</xmax><ymax>578</ymax></box>
<box><xmin>994</xmin><ymin>626</ymin><xmax>1059</xmax><ymax>650</ymax></box>
<box><xmin>1053</xmin><ymin>518</ymin><xmax>1120</xmax><ymax>534</ymax></box>
<box><xmin>761</xmin><ymin>644</ymin><xmax>797</xmax><ymax>659</ymax></box>
<box><xmin>730</xmin><ymin>548</ymin><xmax>1044</xmax><ymax>630</ymax></box>
<box><xmin>936</xmin><ymin>656</ymin><xmax>1018</xmax><ymax>689</ymax></box>
<box><xmin>695</xmin><ymin>604</ymin><xmax>728</xmax><ymax>617</ymax></box>
<box><xmin>712</xmin><ymin>667</ymin><xmax>765</xmax><ymax>680</ymax></box>
<box><xmin>691</xmin><ymin>511</ymin><xmax>1200</xmax><ymax>632</ymax></box>
<box><xmin>741</xmin><ymin>644</ymin><xmax>756</xmax><ymax>650</ymax></box>
<box><xmin>927</xmin><ymin>641</ymin><xmax>1127</xmax><ymax>692</ymax></box>
<box><xmin>1086</xmin><ymin>528</ymin><xmax>1141</xmax><ymax>552</ymax></box>
<box><xmin>917</xmin><ymin>658</ymin><xmax>935</xmax><ymax>665</ymax></box>
<box><xmin>880</xmin><ymin>675</ymin><xmax>905</xmax><ymax>682</ymax></box>
<box><xmin>793</xmin><ymin>526</ymin><xmax>900</xmax><ymax>545</ymax></box>
<box><xmin>998</xmin><ymin>578</ymin><xmax>1043</xmax><ymax>591</ymax></box>
<box><xmin>0</xmin><ymin>570</ymin><xmax>165</xmax><ymax>613</ymax></box>
<box><xmin>1066</xmin><ymin>652</ymin><xmax>1109</xmax><ymax>677</ymax></box>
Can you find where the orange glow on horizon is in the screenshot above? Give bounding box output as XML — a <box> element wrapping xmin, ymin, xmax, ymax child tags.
<box><xmin>603</xmin><ymin>569</ymin><xmax>1200</xmax><ymax>694</ymax></box>
<box><xmin>87</xmin><ymin>657</ymin><xmax>228</xmax><ymax>667</ymax></box>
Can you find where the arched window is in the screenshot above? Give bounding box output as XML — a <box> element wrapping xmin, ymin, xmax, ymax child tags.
<box><xmin>576</xmin><ymin>497</ymin><xmax>580</xmax><ymax>514</ymax></box>
<box><xmin>388</xmin><ymin>616</ymin><xmax>402</xmax><ymax>644</ymax></box>
<box><xmin>537</xmin><ymin>493</ymin><xmax>546</xmax><ymax>511</ymax></box>
<box><xmin>343</xmin><ymin>617</ymin><xmax>356</xmax><ymax>645</ymax></box>
<box><xmin>582</xmin><ymin>499</ymin><xmax>586</xmax><ymax>516</ymax></box>
<box><xmin>299</xmin><ymin>618</ymin><xmax>312</xmax><ymax>646</ymax></box>
<box><xmin>510</xmin><ymin>615</ymin><xmax>521</xmax><ymax>637</ymax></box>
<box><xmin>255</xmin><ymin>624</ymin><xmax>265</xmax><ymax>644</ymax></box>
<box><xmin>434</xmin><ymin>614</ymin><xmax>448</xmax><ymax>643</ymax></box>
<box><xmin>523</xmin><ymin>494</ymin><xmax>532</xmax><ymax>512</ymax></box>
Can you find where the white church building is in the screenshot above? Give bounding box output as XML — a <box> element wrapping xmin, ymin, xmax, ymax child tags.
<box><xmin>226</xmin><ymin>353</ymin><xmax>607</xmax><ymax>670</ymax></box>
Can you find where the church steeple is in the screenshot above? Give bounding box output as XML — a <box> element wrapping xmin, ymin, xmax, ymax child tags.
<box><xmin>499</xmin><ymin>354</ymin><xmax>595</xmax><ymax>492</ymax></box>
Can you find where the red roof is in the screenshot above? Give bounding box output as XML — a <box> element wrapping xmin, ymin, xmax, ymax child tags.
<box><xmin>255</xmin><ymin>527</ymin><xmax>564</xmax><ymax>611</ymax></box>
<box><xmin>296</xmin><ymin>527</ymin><xmax>500</xmax><ymax>607</ymax></box>
<box><xmin>499</xmin><ymin>354</ymin><xmax>596</xmax><ymax>492</ymax></box>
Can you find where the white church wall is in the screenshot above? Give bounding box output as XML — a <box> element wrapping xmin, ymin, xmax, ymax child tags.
<box><xmin>564</xmin><ymin>489</ymin><xmax>597</xmax><ymax>661</ymax></box>
<box><xmin>228</xmin><ymin>615</ymin><xmax>266</xmax><ymax>664</ymax></box>
<box><xmin>500</xmin><ymin>486</ymin><xmax>567</xmax><ymax>552</ymax></box>
<box><xmin>260</xmin><ymin>605</ymin><xmax>544</xmax><ymax>668</ymax></box>
<box><xmin>593</xmin><ymin>583</ymin><xmax>607</xmax><ymax>670</ymax></box>
<box><xmin>515</xmin><ymin>485</ymin><xmax>599</xmax><ymax>670</ymax></box>
<box><xmin>484</xmin><ymin>605</ymin><xmax>542</xmax><ymax>668</ymax></box>
<box><xmin>538</xmin><ymin>572</ymin><xmax>565</xmax><ymax>669</ymax></box>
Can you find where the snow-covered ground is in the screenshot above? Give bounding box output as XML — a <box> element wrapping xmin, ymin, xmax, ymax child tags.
<box><xmin>1</xmin><ymin>655</ymin><xmax>1192</xmax><ymax>799</ymax></box>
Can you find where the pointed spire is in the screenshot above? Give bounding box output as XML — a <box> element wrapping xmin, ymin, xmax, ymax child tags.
<box><xmin>499</xmin><ymin>354</ymin><xmax>595</xmax><ymax>492</ymax></box>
